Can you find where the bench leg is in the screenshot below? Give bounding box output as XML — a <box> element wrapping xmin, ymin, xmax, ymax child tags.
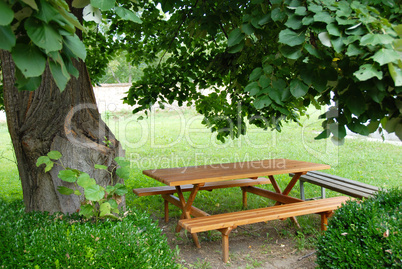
<box><xmin>219</xmin><ymin>227</ymin><xmax>235</xmax><ymax>263</ymax></box>
<box><xmin>241</xmin><ymin>187</ymin><xmax>248</xmax><ymax>208</ymax></box>
<box><xmin>300</xmin><ymin>180</ymin><xmax>305</xmax><ymax>200</ymax></box>
<box><xmin>164</xmin><ymin>199</ymin><xmax>169</xmax><ymax>223</ymax></box>
<box><xmin>320</xmin><ymin>211</ymin><xmax>333</xmax><ymax>231</ymax></box>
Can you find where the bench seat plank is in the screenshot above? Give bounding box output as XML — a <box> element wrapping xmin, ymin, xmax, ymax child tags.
<box><xmin>308</xmin><ymin>171</ymin><xmax>379</xmax><ymax>191</ymax></box>
<box><xmin>179</xmin><ymin>196</ymin><xmax>350</xmax><ymax>263</ymax></box>
<box><xmin>133</xmin><ymin>178</ymin><xmax>271</xmax><ymax>197</ymax></box>
<box><xmin>292</xmin><ymin>171</ymin><xmax>379</xmax><ymax>199</ymax></box>
<box><xmin>179</xmin><ymin>196</ymin><xmax>350</xmax><ymax>233</ymax></box>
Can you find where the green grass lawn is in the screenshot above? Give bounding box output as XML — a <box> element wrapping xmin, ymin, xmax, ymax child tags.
<box><xmin>0</xmin><ymin>107</ymin><xmax>401</xmax><ymax>218</ymax></box>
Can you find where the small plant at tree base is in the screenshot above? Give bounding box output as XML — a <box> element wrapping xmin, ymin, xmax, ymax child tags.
<box><xmin>36</xmin><ymin>151</ymin><xmax>129</xmax><ymax>221</ymax></box>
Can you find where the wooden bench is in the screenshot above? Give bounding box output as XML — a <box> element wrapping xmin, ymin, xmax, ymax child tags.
<box><xmin>179</xmin><ymin>196</ymin><xmax>351</xmax><ymax>263</ymax></box>
<box><xmin>133</xmin><ymin>178</ymin><xmax>271</xmax><ymax>221</ymax></box>
<box><xmin>292</xmin><ymin>171</ymin><xmax>379</xmax><ymax>200</ymax></box>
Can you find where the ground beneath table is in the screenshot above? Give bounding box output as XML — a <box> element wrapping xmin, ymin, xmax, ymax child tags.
<box><xmin>153</xmin><ymin>214</ymin><xmax>320</xmax><ymax>269</ymax></box>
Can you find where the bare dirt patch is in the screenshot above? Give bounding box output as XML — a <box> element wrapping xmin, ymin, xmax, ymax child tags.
<box><xmin>152</xmin><ymin>214</ymin><xmax>320</xmax><ymax>269</ymax></box>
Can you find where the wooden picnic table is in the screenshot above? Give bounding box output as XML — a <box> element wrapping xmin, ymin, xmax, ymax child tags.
<box><xmin>142</xmin><ymin>159</ymin><xmax>331</xmax><ymax>249</ymax></box>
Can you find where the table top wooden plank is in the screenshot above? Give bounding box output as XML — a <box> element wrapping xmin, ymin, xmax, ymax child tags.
<box><xmin>143</xmin><ymin>159</ymin><xmax>330</xmax><ymax>186</ymax></box>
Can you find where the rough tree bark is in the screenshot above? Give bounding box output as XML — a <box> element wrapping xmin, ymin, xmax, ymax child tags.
<box><xmin>0</xmin><ymin>3</ymin><xmax>124</xmax><ymax>214</ymax></box>
<box><xmin>0</xmin><ymin>52</ymin><xmax>124</xmax><ymax>214</ymax></box>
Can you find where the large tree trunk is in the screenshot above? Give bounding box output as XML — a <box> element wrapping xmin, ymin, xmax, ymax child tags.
<box><xmin>0</xmin><ymin>51</ymin><xmax>124</xmax><ymax>214</ymax></box>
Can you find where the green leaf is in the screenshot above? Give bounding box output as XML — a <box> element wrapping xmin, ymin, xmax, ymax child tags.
<box><xmin>394</xmin><ymin>39</ymin><xmax>402</xmax><ymax>52</ymax></box>
<box><xmin>302</xmin><ymin>16</ymin><xmax>314</xmax><ymax>25</ymax></box>
<box><xmin>91</xmin><ymin>0</ymin><xmax>115</xmax><ymax>11</ymax></box>
<box><xmin>79</xmin><ymin>204</ymin><xmax>94</xmax><ymax>218</ymax></box>
<box><xmin>0</xmin><ymin>25</ymin><xmax>16</xmax><ymax>51</ymax></box>
<box><xmin>228</xmin><ymin>28</ymin><xmax>244</xmax><ymax>47</ymax></box>
<box><xmin>114</xmin><ymin>157</ymin><xmax>130</xmax><ymax>167</ymax></box>
<box><xmin>329</xmin><ymin>123</ymin><xmax>346</xmax><ymax>139</ymax></box>
<box><xmin>259</xmin><ymin>75</ymin><xmax>271</xmax><ymax>89</ymax></box>
<box><xmin>367</xmin><ymin>120</ymin><xmax>380</xmax><ymax>133</ymax></box>
<box><xmin>63</xmin><ymin>33</ymin><xmax>86</xmax><ymax>61</ymax></box>
<box><xmin>77</xmin><ymin>173</ymin><xmax>96</xmax><ymax>189</ymax></box>
<box><xmin>268</xmin><ymin>88</ymin><xmax>283</xmax><ymax>105</ymax></box>
<box><xmin>388</xmin><ymin>62</ymin><xmax>402</xmax><ymax>86</ymax></box>
<box><xmin>253</xmin><ymin>95</ymin><xmax>272</xmax><ymax>109</ymax></box>
<box><xmin>330</xmin><ymin>36</ymin><xmax>344</xmax><ymax>53</ymax></box>
<box><xmin>314</xmin><ymin>129</ymin><xmax>330</xmax><ymax>140</ymax></box>
<box><xmin>58</xmin><ymin>170</ymin><xmax>78</xmax><ymax>183</ymax></box>
<box><xmin>285</xmin><ymin>14</ymin><xmax>303</xmax><ymax>30</ymax></box>
<box><xmin>44</xmin><ymin>162</ymin><xmax>54</xmax><ymax>173</ymax></box>
<box><xmin>74</xmin><ymin>190</ymin><xmax>82</xmax><ymax>196</ymax></box>
<box><xmin>308</xmin><ymin>3</ymin><xmax>322</xmax><ymax>13</ymax></box>
<box><xmin>345</xmin><ymin>91</ymin><xmax>366</xmax><ymax>116</ymax></box>
<box><xmin>384</xmin><ymin>117</ymin><xmax>400</xmax><ymax>133</ymax></box>
<box><xmin>57</xmin><ymin>186</ymin><xmax>75</xmax><ymax>195</ymax></box>
<box><xmin>347</xmin><ymin>121</ymin><xmax>369</xmax><ymax>136</ymax></box>
<box><xmin>279</xmin><ymin>45</ymin><xmax>302</xmax><ymax>59</ymax></box>
<box><xmin>227</xmin><ymin>41</ymin><xmax>244</xmax><ymax>53</ymax></box>
<box><xmin>346</xmin><ymin>43</ymin><xmax>365</xmax><ymax>56</ymax></box>
<box><xmin>21</xmin><ymin>0</ymin><xmax>38</xmax><ymax>10</ymax></box>
<box><xmin>360</xmin><ymin>34</ymin><xmax>394</xmax><ymax>46</ymax></box>
<box><xmin>14</xmin><ymin>69</ymin><xmax>41</xmax><ymax>91</ymax></box>
<box><xmin>25</xmin><ymin>18</ymin><xmax>63</xmax><ymax>53</ymax></box>
<box><xmin>36</xmin><ymin>155</ymin><xmax>54</xmax><ymax>173</ymax></box>
<box><xmin>271</xmin><ymin>7</ymin><xmax>285</xmax><ymax>22</ymax></box>
<box><xmin>371</xmin><ymin>49</ymin><xmax>400</xmax><ymax>66</ymax></box>
<box><xmin>294</xmin><ymin>7</ymin><xmax>307</xmax><ymax>16</ymax></box>
<box><xmin>47</xmin><ymin>151</ymin><xmax>62</xmax><ymax>160</ymax></box>
<box><xmin>35</xmin><ymin>0</ymin><xmax>59</xmax><ymax>23</ymax></box>
<box><xmin>0</xmin><ymin>1</ymin><xmax>14</xmax><ymax>26</ymax></box>
<box><xmin>278</xmin><ymin>29</ymin><xmax>305</xmax><ymax>47</ymax></box>
<box><xmin>36</xmin><ymin>156</ymin><xmax>50</xmax><ymax>167</ymax></box>
<box><xmin>99</xmin><ymin>202</ymin><xmax>111</xmax><ymax>217</ymax></box>
<box><xmin>313</xmin><ymin>12</ymin><xmax>335</xmax><ymax>24</ymax></box>
<box><xmin>85</xmin><ymin>184</ymin><xmax>105</xmax><ymax>201</ymax></box>
<box><xmin>290</xmin><ymin>79</ymin><xmax>309</xmax><ymax>98</ymax></box>
<box><xmin>115</xmin><ymin>6</ymin><xmax>142</xmax><ymax>24</ymax></box>
<box><xmin>105</xmin><ymin>185</ymin><xmax>115</xmax><ymax>195</ymax></box>
<box><xmin>111</xmin><ymin>208</ymin><xmax>119</xmax><ymax>214</ymax></box>
<box><xmin>12</xmin><ymin>44</ymin><xmax>46</xmax><ymax>78</ymax></box>
<box><xmin>354</xmin><ymin>64</ymin><xmax>383</xmax><ymax>81</ymax></box>
<box><xmin>49</xmin><ymin>60</ymin><xmax>70</xmax><ymax>92</ymax></box>
<box><xmin>304</xmin><ymin>44</ymin><xmax>321</xmax><ymax>59</ymax></box>
<box><xmin>65</xmin><ymin>58</ymin><xmax>79</xmax><ymax>78</ymax></box>
<box><xmin>249</xmin><ymin>67</ymin><xmax>263</xmax><ymax>81</ymax></box>
<box><xmin>116</xmin><ymin>167</ymin><xmax>130</xmax><ymax>180</ymax></box>
<box><xmin>108</xmin><ymin>199</ymin><xmax>118</xmax><ymax>209</ymax></box>
<box><xmin>94</xmin><ymin>164</ymin><xmax>108</xmax><ymax>170</ymax></box>
<box><xmin>114</xmin><ymin>183</ymin><xmax>128</xmax><ymax>196</ymax></box>
<box><xmin>55</xmin><ymin>5</ymin><xmax>85</xmax><ymax>32</ymax></box>
<box><xmin>244</xmin><ymin>82</ymin><xmax>260</xmax><ymax>94</ymax></box>
<box><xmin>241</xmin><ymin>23</ymin><xmax>254</xmax><ymax>35</ymax></box>
<box><xmin>72</xmin><ymin>0</ymin><xmax>90</xmax><ymax>8</ymax></box>
<box><xmin>326</xmin><ymin>24</ymin><xmax>341</xmax><ymax>37</ymax></box>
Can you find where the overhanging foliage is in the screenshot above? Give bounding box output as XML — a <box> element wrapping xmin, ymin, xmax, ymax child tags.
<box><xmin>1</xmin><ymin>0</ymin><xmax>401</xmax><ymax>141</ymax></box>
<box><xmin>119</xmin><ymin>0</ymin><xmax>402</xmax><ymax>141</ymax></box>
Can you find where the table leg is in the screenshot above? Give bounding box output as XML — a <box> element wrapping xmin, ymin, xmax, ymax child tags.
<box><xmin>269</xmin><ymin>174</ymin><xmax>302</xmax><ymax>228</ymax></box>
<box><xmin>174</xmin><ymin>184</ymin><xmax>201</xmax><ymax>248</ymax></box>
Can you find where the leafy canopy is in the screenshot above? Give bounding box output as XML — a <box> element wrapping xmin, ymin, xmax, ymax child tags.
<box><xmin>119</xmin><ymin>0</ymin><xmax>402</xmax><ymax>141</ymax></box>
<box><xmin>1</xmin><ymin>0</ymin><xmax>401</xmax><ymax>141</ymax></box>
<box><xmin>0</xmin><ymin>0</ymin><xmax>141</xmax><ymax>91</ymax></box>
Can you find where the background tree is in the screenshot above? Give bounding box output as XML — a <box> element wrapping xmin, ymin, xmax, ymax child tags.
<box><xmin>0</xmin><ymin>0</ymin><xmax>140</xmax><ymax>213</ymax></box>
<box><xmin>120</xmin><ymin>0</ymin><xmax>402</xmax><ymax>142</ymax></box>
